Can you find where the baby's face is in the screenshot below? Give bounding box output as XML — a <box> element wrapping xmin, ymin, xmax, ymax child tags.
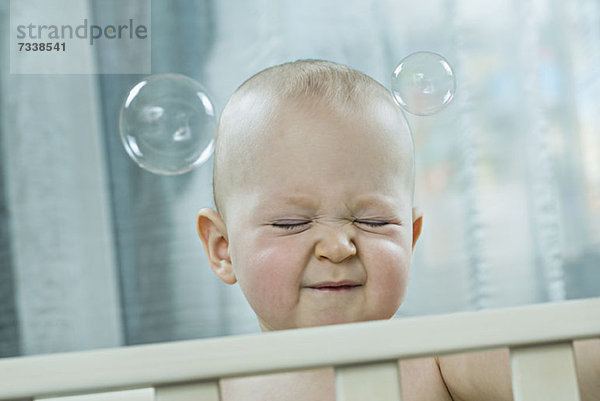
<box><xmin>212</xmin><ymin>96</ymin><xmax>421</xmax><ymax>331</ymax></box>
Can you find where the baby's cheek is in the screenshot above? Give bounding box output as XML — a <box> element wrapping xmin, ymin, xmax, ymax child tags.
<box><xmin>368</xmin><ymin>240</ymin><xmax>411</xmax><ymax>314</ymax></box>
<box><xmin>242</xmin><ymin>243</ymin><xmax>302</xmax><ymax>314</ymax></box>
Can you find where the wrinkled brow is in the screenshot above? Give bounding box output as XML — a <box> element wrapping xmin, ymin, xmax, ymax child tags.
<box><xmin>256</xmin><ymin>193</ymin><xmax>403</xmax><ymax>213</ymax></box>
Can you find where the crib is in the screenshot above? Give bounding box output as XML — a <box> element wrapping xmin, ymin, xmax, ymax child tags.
<box><xmin>0</xmin><ymin>297</ymin><xmax>598</xmax><ymax>401</ymax></box>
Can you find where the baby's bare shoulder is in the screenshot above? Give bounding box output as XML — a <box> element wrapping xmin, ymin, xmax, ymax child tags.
<box><xmin>437</xmin><ymin>340</ymin><xmax>600</xmax><ymax>401</ymax></box>
<box><xmin>399</xmin><ymin>357</ymin><xmax>454</xmax><ymax>401</ymax></box>
<box><xmin>437</xmin><ymin>348</ymin><xmax>514</xmax><ymax>401</ymax></box>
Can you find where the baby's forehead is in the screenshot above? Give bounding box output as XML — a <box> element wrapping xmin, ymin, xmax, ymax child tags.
<box><xmin>233</xmin><ymin>89</ymin><xmax>404</xmax><ymax>142</ymax></box>
<box><xmin>239</xmin><ymin>104</ymin><xmax>413</xmax><ymax>197</ymax></box>
<box><xmin>219</xmin><ymin>90</ymin><xmax>413</xmax><ymax>172</ymax></box>
<box><xmin>214</xmin><ymin>81</ymin><xmax>414</xmax><ymax>218</ymax></box>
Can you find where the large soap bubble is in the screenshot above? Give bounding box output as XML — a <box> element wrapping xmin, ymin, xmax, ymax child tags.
<box><xmin>119</xmin><ymin>74</ymin><xmax>217</xmax><ymax>175</ymax></box>
<box><xmin>391</xmin><ymin>51</ymin><xmax>456</xmax><ymax>116</ymax></box>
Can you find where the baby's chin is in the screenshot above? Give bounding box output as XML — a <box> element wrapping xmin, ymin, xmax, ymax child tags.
<box><xmin>303</xmin><ymin>314</ymin><xmax>366</xmax><ymax>328</ymax></box>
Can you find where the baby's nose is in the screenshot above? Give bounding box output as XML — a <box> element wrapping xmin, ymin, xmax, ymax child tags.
<box><xmin>314</xmin><ymin>226</ymin><xmax>357</xmax><ymax>263</ymax></box>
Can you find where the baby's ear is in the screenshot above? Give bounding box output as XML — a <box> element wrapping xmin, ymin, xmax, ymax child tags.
<box><xmin>411</xmin><ymin>207</ymin><xmax>424</xmax><ymax>252</ymax></box>
<box><xmin>197</xmin><ymin>208</ymin><xmax>236</xmax><ymax>285</ymax></box>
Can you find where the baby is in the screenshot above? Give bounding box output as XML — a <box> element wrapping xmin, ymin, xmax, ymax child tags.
<box><xmin>196</xmin><ymin>60</ymin><xmax>598</xmax><ymax>401</ymax></box>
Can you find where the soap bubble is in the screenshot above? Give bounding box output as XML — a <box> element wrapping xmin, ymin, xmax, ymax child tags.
<box><xmin>391</xmin><ymin>51</ymin><xmax>456</xmax><ymax>116</ymax></box>
<box><xmin>119</xmin><ymin>74</ymin><xmax>217</xmax><ymax>175</ymax></box>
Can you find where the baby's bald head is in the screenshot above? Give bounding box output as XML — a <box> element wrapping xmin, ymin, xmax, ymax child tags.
<box><xmin>212</xmin><ymin>59</ymin><xmax>414</xmax><ymax>219</ymax></box>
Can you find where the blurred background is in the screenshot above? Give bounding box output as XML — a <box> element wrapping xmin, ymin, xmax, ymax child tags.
<box><xmin>0</xmin><ymin>0</ymin><xmax>599</xmax><ymax>358</ymax></box>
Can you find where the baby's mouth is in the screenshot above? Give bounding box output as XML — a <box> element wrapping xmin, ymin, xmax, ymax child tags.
<box><xmin>312</xmin><ymin>285</ymin><xmax>360</xmax><ymax>291</ymax></box>
<box><xmin>308</xmin><ymin>280</ymin><xmax>362</xmax><ymax>291</ymax></box>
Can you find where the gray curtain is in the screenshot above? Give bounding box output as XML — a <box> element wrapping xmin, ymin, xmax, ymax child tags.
<box><xmin>1</xmin><ymin>0</ymin><xmax>599</xmax><ymax>358</ymax></box>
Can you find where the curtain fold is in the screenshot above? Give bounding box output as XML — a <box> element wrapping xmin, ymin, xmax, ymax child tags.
<box><xmin>1</xmin><ymin>0</ymin><xmax>122</xmax><ymax>356</ymax></box>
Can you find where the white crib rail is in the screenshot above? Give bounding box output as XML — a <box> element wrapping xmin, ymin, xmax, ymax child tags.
<box><xmin>0</xmin><ymin>297</ymin><xmax>598</xmax><ymax>401</ymax></box>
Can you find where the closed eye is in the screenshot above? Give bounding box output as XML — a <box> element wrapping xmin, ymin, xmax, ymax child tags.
<box><xmin>272</xmin><ymin>220</ymin><xmax>311</xmax><ymax>231</ymax></box>
<box><xmin>354</xmin><ymin>220</ymin><xmax>390</xmax><ymax>228</ymax></box>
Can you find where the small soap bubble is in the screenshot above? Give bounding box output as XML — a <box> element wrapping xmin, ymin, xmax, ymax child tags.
<box><xmin>391</xmin><ymin>51</ymin><xmax>456</xmax><ymax>116</ymax></box>
<box><xmin>119</xmin><ymin>74</ymin><xmax>217</xmax><ymax>175</ymax></box>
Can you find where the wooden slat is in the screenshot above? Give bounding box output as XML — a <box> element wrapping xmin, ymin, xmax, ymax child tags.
<box><xmin>510</xmin><ymin>342</ymin><xmax>581</xmax><ymax>401</ymax></box>
<box><xmin>0</xmin><ymin>297</ymin><xmax>598</xmax><ymax>400</ymax></box>
<box><xmin>34</xmin><ymin>388</ymin><xmax>153</xmax><ymax>401</ymax></box>
<box><xmin>335</xmin><ymin>362</ymin><xmax>402</xmax><ymax>401</ymax></box>
<box><xmin>155</xmin><ymin>382</ymin><xmax>220</xmax><ymax>401</ymax></box>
